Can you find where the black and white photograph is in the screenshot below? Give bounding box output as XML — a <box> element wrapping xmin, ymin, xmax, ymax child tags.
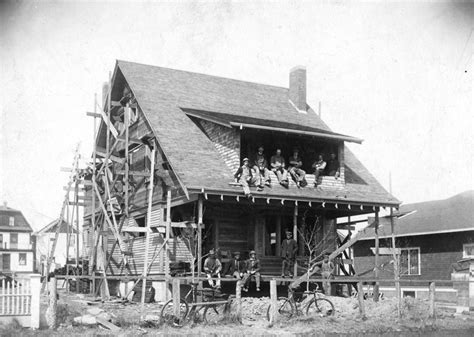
<box><xmin>0</xmin><ymin>0</ymin><xmax>473</xmax><ymax>335</ymax></box>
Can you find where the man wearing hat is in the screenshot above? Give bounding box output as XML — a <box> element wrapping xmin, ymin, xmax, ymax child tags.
<box><xmin>281</xmin><ymin>230</ymin><xmax>298</xmax><ymax>277</ymax></box>
<box><xmin>203</xmin><ymin>249</ymin><xmax>222</xmax><ymax>289</ymax></box>
<box><xmin>242</xmin><ymin>250</ymin><xmax>261</xmax><ymax>292</ymax></box>
<box><xmin>270</xmin><ymin>148</ymin><xmax>289</xmax><ymax>187</ymax></box>
<box><xmin>234</xmin><ymin>157</ymin><xmax>262</xmax><ymax>198</ymax></box>
<box><xmin>288</xmin><ymin>148</ymin><xmax>306</xmax><ymax>188</ymax></box>
<box><xmin>251</xmin><ymin>146</ymin><xmax>271</xmax><ymax>187</ymax></box>
<box><xmin>224</xmin><ymin>251</ymin><xmax>246</xmax><ymax>279</ymax></box>
<box><xmin>311</xmin><ymin>154</ymin><xmax>327</xmax><ymax>187</ymax></box>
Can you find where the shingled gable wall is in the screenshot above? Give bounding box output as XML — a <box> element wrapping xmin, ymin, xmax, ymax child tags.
<box><xmin>199</xmin><ymin>120</ymin><xmax>241</xmax><ymax>173</ymax></box>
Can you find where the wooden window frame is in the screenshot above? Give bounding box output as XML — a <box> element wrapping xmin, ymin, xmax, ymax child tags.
<box><xmin>399</xmin><ymin>247</ymin><xmax>421</xmax><ymax>276</ymax></box>
<box><xmin>19</xmin><ymin>253</ymin><xmax>27</xmax><ymax>266</ymax></box>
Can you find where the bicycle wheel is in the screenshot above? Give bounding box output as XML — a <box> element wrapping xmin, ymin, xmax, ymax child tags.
<box><xmin>266</xmin><ymin>297</ymin><xmax>295</xmax><ymax>321</ymax></box>
<box><xmin>306</xmin><ymin>298</ymin><xmax>334</xmax><ymax>317</ymax></box>
<box><xmin>160</xmin><ymin>298</ymin><xmax>189</xmax><ymax>326</ymax></box>
<box><xmin>203</xmin><ymin>303</ymin><xmax>228</xmax><ymax>324</ymax></box>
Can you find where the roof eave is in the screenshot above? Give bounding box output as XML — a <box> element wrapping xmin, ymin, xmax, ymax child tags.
<box><xmin>186</xmin><ymin>186</ymin><xmax>399</xmax><ymax>208</ymax></box>
<box><xmin>229</xmin><ymin>122</ymin><xmax>363</xmax><ymax>144</ymax></box>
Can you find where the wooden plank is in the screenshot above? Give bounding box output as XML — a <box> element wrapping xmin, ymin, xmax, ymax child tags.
<box><xmin>117</xmin><ymin>136</ymin><xmax>143</xmax><ymax>145</ymax></box>
<box><xmin>370</xmin><ymin>248</ymin><xmax>401</xmax><ymax>255</ymax></box>
<box><xmin>122</xmin><ymin>227</ymin><xmax>149</xmax><ymax>233</ymax></box>
<box><xmin>116</xmin><ymin>169</ymin><xmax>151</xmax><ymax>177</ymax></box>
<box><xmin>141</xmin><ymin>146</ymin><xmax>156</xmax><ymax>308</ymax></box>
<box><xmin>68</xmin><ymin>202</ymin><xmax>85</xmax><ymax>207</ymax></box>
<box><xmin>99</xmin><ymin>109</ymin><xmax>119</xmax><ymax>138</ymax></box>
<box><xmin>86</xmin><ymin>112</ymin><xmax>102</xmax><ymax>118</ymax></box>
<box><xmin>96</xmin><ymin>317</ymin><xmax>121</xmax><ymax>332</ymax></box>
<box><xmin>95</xmin><ymin>150</ymin><xmax>125</xmax><ymax>164</ymax></box>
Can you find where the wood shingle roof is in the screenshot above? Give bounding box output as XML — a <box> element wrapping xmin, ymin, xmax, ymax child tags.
<box><xmin>115</xmin><ymin>60</ymin><xmax>399</xmax><ymax>207</ymax></box>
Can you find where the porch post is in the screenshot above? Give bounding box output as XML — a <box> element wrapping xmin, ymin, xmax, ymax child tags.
<box><xmin>374</xmin><ymin>209</ymin><xmax>380</xmax><ymax>302</ymax></box>
<box><xmin>197</xmin><ymin>195</ymin><xmax>203</xmax><ymax>280</ymax></box>
<box><xmin>293</xmin><ymin>203</ymin><xmax>298</xmax><ymax>277</ymax></box>
<box><xmin>276</xmin><ymin>215</ymin><xmax>282</xmax><ymax>256</ymax></box>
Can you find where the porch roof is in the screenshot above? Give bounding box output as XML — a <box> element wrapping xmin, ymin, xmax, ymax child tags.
<box><xmin>184</xmin><ymin>109</ymin><xmax>363</xmax><ymax>144</ymax></box>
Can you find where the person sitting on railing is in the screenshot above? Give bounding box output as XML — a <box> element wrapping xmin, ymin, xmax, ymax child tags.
<box><xmin>326</xmin><ymin>153</ymin><xmax>340</xmax><ymax>178</ymax></box>
<box><xmin>224</xmin><ymin>251</ymin><xmax>246</xmax><ymax>280</ymax></box>
<box><xmin>243</xmin><ymin>250</ymin><xmax>261</xmax><ymax>292</ymax></box>
<box><xmin>234</xmin><ymin>158</ymin><xmax>262</xmax><ymax>198</ymax></box>
<box><xmin>311</xmin><ymin>154</ymin><xmax>327</xmax><ymax>187</ymax></box>
<box><xmin>203</xmin><ymin>249</ymin><xmax>222</xmax><ymax>290</ymax></box>
<box><xmin>288</xmin><ymin>148</ymin><xmax>307</xmax><ymax>188</ymax></box>
<box><xmin>270</xmin><ymin>149</ymin><xmax>289</xmax><ymax>188</ymax></box>
<box><xmin>252</xmin><ymin>146</ymin><xmax>271</xmax><ymax>187</ymax></box>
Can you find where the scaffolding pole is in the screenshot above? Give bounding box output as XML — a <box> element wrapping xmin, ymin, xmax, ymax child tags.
<box><xmin>141</xmin><ymin>144</ymin><xmax>156</xmax><ymax>308</ymax></box>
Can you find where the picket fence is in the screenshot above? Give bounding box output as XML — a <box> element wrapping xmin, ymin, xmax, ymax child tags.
<box><xmin>0</xmin><ymin>274</ymin><xmax>41</xmax><ymax>328</ymax></box>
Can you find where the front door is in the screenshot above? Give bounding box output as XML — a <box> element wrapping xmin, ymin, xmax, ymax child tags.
<box><xmin>2</xmin><ymin>254</ymin><xmax>11</xmax><ymax>271</ymax></box>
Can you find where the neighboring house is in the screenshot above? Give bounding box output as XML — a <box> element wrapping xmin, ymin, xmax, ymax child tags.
<box><xmin>83</xmin><ymin>61</ymin><xmax>399</xmax><ymax>281</ymax></box>
<box><xmin>0</xmin><ymin>203</ymin><xmax>36</xmax><ymax>274</ymax></box>
<box><xmin>34</xmin><ymin>219</ymin><xmax>82</xmax><ymax>274</ymax></box>
<box><xmin>353</xmin><ymin>191</ymin><xmax>474</xmax><ymax>301</ymax></box>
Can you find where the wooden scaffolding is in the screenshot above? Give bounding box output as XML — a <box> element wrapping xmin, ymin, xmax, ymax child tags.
<box><xmin>84</xmin><ymin>73</ymin><xmax>169</xmax><ymax>305</ymax></box>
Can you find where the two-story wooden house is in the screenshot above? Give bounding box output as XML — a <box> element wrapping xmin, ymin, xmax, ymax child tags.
<box><xmin>82</xmin><ymin>61</ymin><xmax>399</xmax><ymax>296</ymax></box>
<box><xmin>34</xmin><ymin>219</ymin><xmax>82</xmax><ymax>275</ymax></box>
<box><xmin>0</xmin><ymin>203</ymin><xmax>36</xmax><ymax>274</ymax></box>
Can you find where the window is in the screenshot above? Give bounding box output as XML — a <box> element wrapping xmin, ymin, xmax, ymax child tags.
<box><xmin>9</xmin><ymin>216</ymin><xmax>14</xmax><ymax>226</ymax></box>
<box><xmin>19</xmin><ymin>253</ymin><xmax>26</xmax><ymax>266</ymax></box>
<box><xmin>463</xmin><ymin>243</ymin><xmax>474</xmax><ymax>258</ymax></box>
<box><xmin>10</xmin><ymin>233</ymin><xmax>18</xmax><ymax>249</ymax></box>
<box><xmin>400</xmin><ymin>248</ymin><xmax>420</xmax><ymax>276</ymax></box>
<box><xmin>403</xmin><ymin>290</ymin><xmax>416</xmax><ymax>298</ymax></box>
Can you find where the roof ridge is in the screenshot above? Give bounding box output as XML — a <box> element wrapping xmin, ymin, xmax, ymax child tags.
<box><xmin>116</xmin><ymin>60</ymin><xmax>289</xmax><ymax>91</ymax></box>
<box><xmin>401</xmin><ymin>190</ymin><xmax>474</xmax><ymax>208</ymax></box>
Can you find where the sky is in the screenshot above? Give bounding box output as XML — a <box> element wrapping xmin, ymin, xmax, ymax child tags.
<box><xmin>0</xmin><ymin>1</ymin><xmax>473</xmax><ymax>229</ymax></box>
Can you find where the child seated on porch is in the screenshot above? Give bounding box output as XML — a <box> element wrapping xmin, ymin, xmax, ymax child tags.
<box><xmin>203</xmin><ymin>249</ymin><xmax>222</xmax><ymax>289</ymax></box>
<box><xmin>242</xmin><ymin>250</ymin><xmax>261</xmax><ymax>292</ymax></box>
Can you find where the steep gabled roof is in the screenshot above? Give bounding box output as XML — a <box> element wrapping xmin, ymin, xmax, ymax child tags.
<box><xmin>0</xmin><ymin>206</ymin><xmax>33</xmax><ymax>232</ymax></box>
<box><xmin>358</xmin><ymin>191</ymin><xmax>474</xmax><ymax>240</ymax></box>
<box><xmin>115</xmin><ymin>60</ymin><xmax>398</xmax><ymax>207</ymax></box>
<box><xmin>35</xmin><ymin>219</ymin><xmax>77</xmax><ymax>235</ymax></box>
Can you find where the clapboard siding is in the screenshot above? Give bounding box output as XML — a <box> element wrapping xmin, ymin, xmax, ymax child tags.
<box><xmin>108</xmin><ymin>234</ymin><xmax>192</xmax><ymax>276</ymax></box>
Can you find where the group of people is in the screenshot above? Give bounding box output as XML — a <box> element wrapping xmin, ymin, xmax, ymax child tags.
<box><xmin>203</xmin><ymin>230</ymin><xmax>335</xmax><ymax>294</ymax></box>
<box><xmin>203</xmin><ymin>249</ymin><xmax>261</xmax><ymax>292</ymax></box>
<box><xmin>234</xmin><ymin>146</ymin><xmax>341</xmax><ymax>197</ymax></box>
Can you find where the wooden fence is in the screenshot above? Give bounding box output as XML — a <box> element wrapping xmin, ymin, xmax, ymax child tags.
<box><xmin>0</xmin><ymin>274</ymin><xmax>41</xmax><ymax>329</ymax></box>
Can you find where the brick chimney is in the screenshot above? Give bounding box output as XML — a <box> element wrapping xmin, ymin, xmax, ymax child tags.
<box><xmin>289</xmin><ymin>66</ymin><xmax>307</xmax><ymax>112</ymax></box>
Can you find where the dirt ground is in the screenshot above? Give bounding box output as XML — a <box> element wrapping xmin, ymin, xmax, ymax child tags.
<box><xmin>1</xmin><ymin>289</ymin><xmax>474</xmax><ymax>336</ymax></box>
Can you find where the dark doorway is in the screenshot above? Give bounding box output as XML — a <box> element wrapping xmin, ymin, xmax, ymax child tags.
<box><xmin>2</xmin><ymin>254</ymin><xmax>11</xmax><ymax>271</ymax></box>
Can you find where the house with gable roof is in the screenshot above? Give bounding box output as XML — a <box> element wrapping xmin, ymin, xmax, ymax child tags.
<box><xmin>0</xmin><ymin>203</ymin><xmax>36</xmax><ymax>274</ymax></box>
<box><xmin>83</xmin><ymin>61</ymin><xmax>399</xmax><ymax>282</ymax></box>
<box><xmin>34</xmin><ymin>219</ymin><xmax>82</xmax><ymax>274</ymax></box>
<box><xmin>353</xmin><ymin>191</ymin><xmax>474</xmax><ymax>301</ymax></box>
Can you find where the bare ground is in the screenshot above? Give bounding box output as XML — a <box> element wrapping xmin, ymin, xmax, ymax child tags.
<box><xmin>1</xmin><ymin>289</ymin><xmax>473</xmax><ymax>336</ymax></box>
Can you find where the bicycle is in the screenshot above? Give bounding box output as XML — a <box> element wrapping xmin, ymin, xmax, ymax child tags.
<box><xmin>266</xmin><ymin>284</ymin><xmax>335</xmax><ymax>321</ymax></box>
<box><xmin>160</xmin><ymin>281</ymin><xmax>231</xmax><ymax>326</ymax></box>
